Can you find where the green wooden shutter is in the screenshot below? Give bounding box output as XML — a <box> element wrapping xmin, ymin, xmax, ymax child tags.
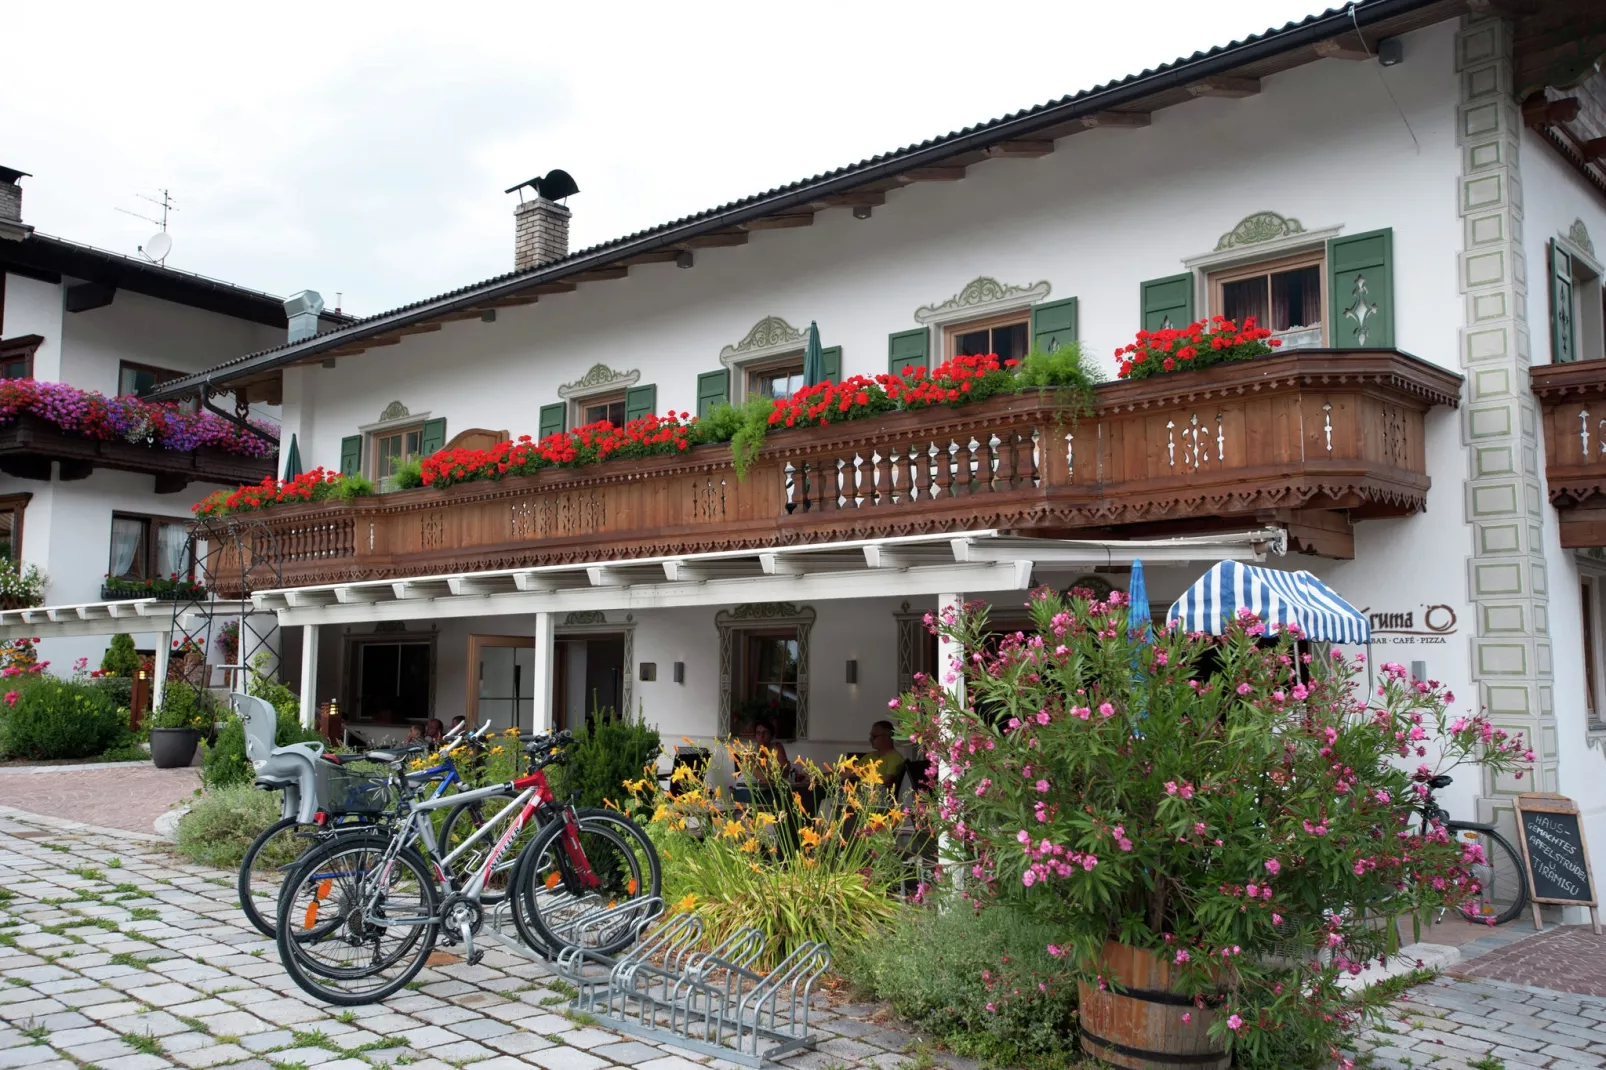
<box><xmin>1030</xmin><ymin>298</ymin><xmax>1079</xmax><ymax>353</ymax></box>
<box><xmin>888</xmin><ymin>329</ymin><xmax>929</xmax><ymax>375</ymax></box>
<box><xmin>418</xmin><ymin>418</ymin><xmax>447</xmax><ymax>456</ymax></box>
<box><xmin>338</xmin><ymin>435</ymin><xmax>362</xmax><ymax>477</ymax></box>
<box><xmin>695</xmin><ymin>370</ymin><xmax>729</xmax><ymax>418</ymax></box>
<box><xmin>538</xmin><ymin>403</ymin><xmax>565</xmax><ymax>439</ymax></box>
<box><xmin>820</xmin><ymin>346</ymin><xmax>842</xmax><ymax>381</ymax></box>
<box><xmin>625</xmin><ymin>384</ymin><xmax>657</xmax><ymax>422</ymax></box>
<box><xmin>1550</xmin><ymin>239</ymin><xmax>1577</xmax><ymax>364</ymax></box>
<box><xmin>1329</xmin><ymin>228</ymin><xmax>1394</xmax><ymax>349</ymax></box>
<box><xmin>1140</xmin><ymin>274</ymin><xmax>1193</xmax><ymax>332</ymax></box>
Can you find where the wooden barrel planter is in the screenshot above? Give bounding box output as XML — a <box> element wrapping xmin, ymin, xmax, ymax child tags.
<box><xmin>1077</xmin><ymin>941</ymin><xmax>1228</xmax><ymax>1070</ymax></box>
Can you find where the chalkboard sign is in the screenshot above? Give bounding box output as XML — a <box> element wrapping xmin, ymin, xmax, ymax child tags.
<box><xmin>1513</xmin><ymin>793</ymin><xmax>1600</xmax><ymax>934</ymax></box>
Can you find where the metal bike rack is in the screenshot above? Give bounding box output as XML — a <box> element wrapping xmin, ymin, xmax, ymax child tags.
<box><xmin>553</xmin><ymin>911</ymin><xmax>831</xmax><ymax>1068</ymax></box>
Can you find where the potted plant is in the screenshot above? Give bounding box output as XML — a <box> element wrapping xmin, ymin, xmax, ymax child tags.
<box><xmin>1114</xmin><ymin>315</ymin><xmax>1279</xmax><ymax>380</ymax></box>
<box><xmin>0</xmin><ymin>561</ymin><xmax>47</xmax><ymax>610</ymax></box>
<box><xmin>896</xmin><ymin>589</ymin><xmax>1531</xmax><ymax>1069</ymax></box>
<box><xmin>146</xmin><ymin>681</ymin><xmax>215</xmax><ymax>768</ymax></box>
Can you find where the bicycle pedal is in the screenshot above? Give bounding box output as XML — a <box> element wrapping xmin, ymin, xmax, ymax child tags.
<box><xmin>467</xmin><ymin>949</ymin><xmax>484</xmax><ymax>967</ymax></box>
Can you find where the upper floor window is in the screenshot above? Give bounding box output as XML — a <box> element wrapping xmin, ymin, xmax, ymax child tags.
<box><xmin>109</xmin><ymin>513</ymin><xmax>192</xmax><ymax>584</ymax></box>
<box><xmin>0</xmin><ymin>335</ymin><xmax>42</xmax><ymax>380</ymax></box>
<box><xmin>1550</xmin><ymin>239</ymin><xmax>1606</xmax><ymax>364</ymax></box>
<box><xmin>1209</xmin><ymin>251</ymin><xmax>1325</xmax><ymax>348</ymax></box>
<box><xmin>118</xmin><ymin>361</ymin><xmax>181</xmax><ymax>397</ymax></box>
<box><xmin>0</xmin><ymin>494</ymin><xmax>28</xmax><ymax>563</ymax></box>
<box><xmin>947</xmin><ymin>312</ymin><xmax>1030</xmax><ymax>361</ymax></box>
<box><xmin>746</xmin><ymin>356</ymin><xmax>805</xmax><ymax>400</ymax></box>
<box><xmin>579</xmin><ymin>392</ymin><xmax>626</xmax><ymax>427</ymax></box>
<box><xmin>372</xmin><ymin>424</ymin><xmax>423</xmax><ymax>480</ymax></box>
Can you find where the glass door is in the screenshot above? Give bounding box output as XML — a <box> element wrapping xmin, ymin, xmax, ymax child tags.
<box><xmin>468</xmin><ymin>636</ymin><xmax>535</xmax><ymax>732</ymax></box>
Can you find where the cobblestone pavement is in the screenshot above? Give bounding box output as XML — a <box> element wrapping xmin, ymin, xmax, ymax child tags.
<box><xmin>1354</xmin><ymin>975</ymin><xmax>1606</xmax><ymax>1069</ymax></box>
<box><xmin>0</xmin><ymin>812</ymin><xmax>947</xmax><ymax>1070</ymax></box>
<box><xmin>0</xmin><ymin>763</ymin><xmax>199</xmax><ymax>836</ymax></box>
<box><xmin>1450</xmin><ymin>925</ymin><xmax>1606</xmax><ymax>999</ymax></box>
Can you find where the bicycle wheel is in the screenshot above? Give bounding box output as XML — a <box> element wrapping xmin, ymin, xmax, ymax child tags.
<box><xmin>435</xmin><ymin>792</ymin><xmax>530</xmax><ymax>903</ymax></box>
<box><xmin>573</xmin><ymin>808</ymin><xmax>661</xmax><ymax>900</ymax></box>
<box><xmin>274</xmin><ymin>833</ymin><xmax>438</xmax><ymax>1005</ymax></box>
<box><xmin>1451</xmin><ymin>823</ymin><xmax>1529</xmax><ymax>926</ymax></box>
<box><xmin>238</xmin><ymin>817</ymin><xmax>311</xmax><ymax>938</ymax></box>
<box><xmin>515</xmin><ymin>817</ymin><xmax>653</xmax><ymax>957</ymax></box>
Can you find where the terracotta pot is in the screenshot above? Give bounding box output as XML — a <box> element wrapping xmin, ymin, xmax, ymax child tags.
<box><xmin>1077</xmin><ymin>940</ymin><xmax>1228</xmax><ymax>1070</ymax></box>
<box><xmin>149</xmin><ymin>727</ymin><xmax>199</xmax><ymax>769</ymax></box>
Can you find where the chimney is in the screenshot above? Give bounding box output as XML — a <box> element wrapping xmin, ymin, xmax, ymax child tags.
<box><xmin>514</xmin><ymin>198</ymin><xmax>570</xmax><ymax>270</ymax></box>
<box><xmin>0</xmin><ymin>166</ymin><xmax>32</xmax><ymax>241</ymax></box>
<box><xmin>506</xmin><ymin>169</ymin><xmax>579</xmax><ymax>271</ymax></box>
<box><xmin>284</xmin><ymin>290</ymin><xmax>325</xmax><ymax>343</ymax></box>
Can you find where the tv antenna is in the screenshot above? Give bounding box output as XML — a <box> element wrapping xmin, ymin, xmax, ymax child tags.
<box><xmin>116</xmin><ymin>189</ymin><xmax>178</xmax><ymax>264</ymax></box>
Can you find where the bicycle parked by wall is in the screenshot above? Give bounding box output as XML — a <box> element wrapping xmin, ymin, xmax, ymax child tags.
<box><xmin>274</xmin><ymin>729</ymin><xmax>660</xmax><ymax>1005</ymax></box>
<box><xmin>1416</xmin><ymin>771</ymin><xmax>1528</xmax><ymax>926</ymax></box>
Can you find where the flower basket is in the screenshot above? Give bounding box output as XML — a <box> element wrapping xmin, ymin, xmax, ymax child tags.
<box><xmin>0</xmin><ymin>594</ymin><xmax>35</xmax><ymax>611</ymax></box>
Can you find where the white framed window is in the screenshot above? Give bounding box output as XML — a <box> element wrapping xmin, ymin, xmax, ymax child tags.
<box><xmin>1549</xmin><ymin>234</ymin><xmax>1605</xmax><ymax>365</ymax></box>
<box><xmin>577</xmin><ymin>392</ymin><xmax>626</xmax><ymax>427</ymax></box>
<box><xmin>944</xmin><ymin>310</ymin><xmax>1031</xmax><ymax>361</ymax></box>
<box><xmin>744</xmin><ymin>354</ymin><xmax>806</xmax><ymax>401</ymax></box>
<box><xmin>370</xmin><ymin>423</ymin><xmax>423</xmax><ymax>480</ymax></box>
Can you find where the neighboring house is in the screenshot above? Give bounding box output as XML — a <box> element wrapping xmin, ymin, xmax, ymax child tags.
<box><xmin>0</xmin><ymin>167</ymin><xmax>345</xmax><ymax>673</ymax></box>
<box><xmin>37</xmin><ymin>0</ymin><xmax>1606</xmax><ymax>909</ymax></box>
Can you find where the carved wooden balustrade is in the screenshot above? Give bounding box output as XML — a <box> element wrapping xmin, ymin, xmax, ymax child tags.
<box><xmin>1531</xmin><ymin>360</ymin><xmax>1606</xmax><ymax>548</ymax></box>
<box><xmin>205</xmin><ymin>350</ymin><xmax>1461</xmax><ymax>593</ymax></box>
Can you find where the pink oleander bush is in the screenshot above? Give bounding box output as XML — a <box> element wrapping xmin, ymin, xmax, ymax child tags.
<box><xmin>0</xmin><ymin>379</ymin><xmax>277</xmax><ymax>458</ymax></box>
<box><xmin>893</xmin><ymin>588</ymin><xmax>1531</xmax><ymax>1069</ymax></box>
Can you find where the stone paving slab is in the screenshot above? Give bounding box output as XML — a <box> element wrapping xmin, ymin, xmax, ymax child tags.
<box><xmin>0</xmin><ymin>767</ymin><xmax>199</xmax><ymax>837</ymax></box>
<box><xmin>2</xmin><ymin>809</ymin><xmax>1603</xmax><ymax>1070</ymax></box>
<box><xmin>1449</xmin><ymin>924</ymin><xmax>1606</xmax><ymax>998</ymax></box>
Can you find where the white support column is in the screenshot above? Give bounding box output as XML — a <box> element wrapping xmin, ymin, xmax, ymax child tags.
<box><xmin>151</xmin><ymin>631</ymin><xmax>170</xmax><ymax>712</ymax></box>
<box><xmin>936</xmin><ymin>592</ymin><xmax>965</xmax><ymax>893</ymax></box>
<box><xmin>299</xmin><ymin>624</ymin><xmax>320</xmax><ymax>729</ymax></box>
<box><xmin>532</xmin><ymin>612</ymin><xmax>556</xmax><ymax>733</ymax></box>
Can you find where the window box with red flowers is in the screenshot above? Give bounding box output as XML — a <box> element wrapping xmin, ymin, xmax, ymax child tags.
<box><xmin>1114</xmin><ymin>316</ymin><xmax>1280</xmax><ymax>380</ymax></box>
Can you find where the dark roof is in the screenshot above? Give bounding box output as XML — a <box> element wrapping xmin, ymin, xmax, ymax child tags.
<box><xmin>0</xmin><ymin>231</ymin><xmax>357</xmax><ymax>330</ymax></box>
<box><xmin>150</xmin><ymin>0</ymin><xmax>1453</xmax><ymax>400</ymax></box>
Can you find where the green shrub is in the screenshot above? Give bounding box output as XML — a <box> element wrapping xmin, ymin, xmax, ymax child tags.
<box><xmin>391</xmin><ymin>457</ymin><xmax>424</xmax><ymax>490</ymax></box>
<box><xmin>0</xmin><ymin>676</ymin><xmax>128</xmax><ymax>760</ymax></box>
<box><xmin>174</xmin><ymin>784</ymin><xmax>283</xmax><ymax>868</ymax></box>
<box><xmin>842</xmin><ymin>901</ymin><xmax>1080</xmax><ymax>1069</ymax></box>
<box><xmin>549</xmin><ymin>706</ymin><xmax>660</xmax><ymax>809</ymax></box>
<box><xmin>147</xmin><ymin>681</ymin><xmax>216</xmax><ymax>732</ymax></box>
<box><xmin>90</xmin><ymin>675</ymin><xmax>134</xmax><ymax>711</ymax></box>
<box><xmin>200</xmin><ymin>673</ymin><xmax>321</xmax><ymax>790</ymax></box>
<box><xmin>99</xmin><ymin>634</ymin><xmax>141</xmax><ymax>677</ymax></box>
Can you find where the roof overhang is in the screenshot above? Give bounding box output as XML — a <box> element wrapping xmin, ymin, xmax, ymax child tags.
<box><xmin>0</xmin><ymin>599</ymin><xmax>170</xmax><ymax>642</ymax></box>
<box><xmin>147</xmin><ymin>0</ymin><xmax>1461</xmax><ymax>402</ymax></box>
<box><xmin>256</xmin><ymin>529</ymin><xmax>1287</xmax><ymax>628</ymax></box>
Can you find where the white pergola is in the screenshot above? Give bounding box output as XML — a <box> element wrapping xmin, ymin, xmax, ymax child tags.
<box><xmin>250</xmin><ymin>528</ymin><xmax>1288</xmax><ymax>728</ymax></box>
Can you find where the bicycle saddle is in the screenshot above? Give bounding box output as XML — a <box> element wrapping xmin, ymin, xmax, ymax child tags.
<box><xmin>364</xmin><ymin>744</ymin><xmax>426</xmax><ymax>764</ymax></box>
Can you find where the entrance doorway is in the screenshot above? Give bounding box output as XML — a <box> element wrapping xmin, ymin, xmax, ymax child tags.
<box><xmin>466</xmin><ymin>635</ymin><xmax>534</xmax><ymax>732</ymax></box>
<box><xmin>554</xmin><ymin>634</ymin><xmax>625</xmax><ymax>731</ymax></box>
<box><xmin>350</xmin><ymin>636</ymin><xmax>433</xmax><ymax>725</ymax></box>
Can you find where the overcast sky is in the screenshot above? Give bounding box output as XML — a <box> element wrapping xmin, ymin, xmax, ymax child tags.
<box><xmin>7</xmin><ymin>0</ymin><xmax>1333</xmax><ymax>318</ymax></box>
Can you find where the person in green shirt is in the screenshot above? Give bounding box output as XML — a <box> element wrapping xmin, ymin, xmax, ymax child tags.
<box><xmin>868</xmin><ymin>720</ymin><xmax>906</xmax><ymax>791</ymax></box>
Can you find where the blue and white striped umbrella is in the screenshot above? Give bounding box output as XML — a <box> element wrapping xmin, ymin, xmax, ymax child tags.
<box><xmin>1166</xmin><ymin>561</ymin><xmax>1370</xmax><ymax>644</ymax></box>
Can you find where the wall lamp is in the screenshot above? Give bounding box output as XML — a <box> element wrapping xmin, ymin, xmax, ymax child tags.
<box><xmin>676</xmin><ymin>250</ymin><xmax>695</xmax><ymax>269</ymax></box>
<box><xmin>673</xmin><ymin>661</ymin><xmax>685</xmax><ymax>684</ymax></box>
<box><xmin>845</xmin><ymin>659</ymin><xmax>858</xmax><ymax>685</ymax></box>
<box><xmin>852</xmin><ymin>206</ymin><xmax>873</xmax><ymax>220</ymax></box>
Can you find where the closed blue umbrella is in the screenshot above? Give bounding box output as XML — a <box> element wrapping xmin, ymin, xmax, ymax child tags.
<box><xmin>802</xmin><ymin>321</ymin><xmax>826</xmax><ymax>387</ymax></box>
<box><xmin>1128</xmin><ymin>558</ymin><xmax>1151</xmax><ymax>642</ymax></box>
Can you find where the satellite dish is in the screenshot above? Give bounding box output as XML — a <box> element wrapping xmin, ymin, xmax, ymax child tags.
<box><xmin>142</xmin><ymin>232</ymin><xmax>172</xmax><ymax>263</ymax></box>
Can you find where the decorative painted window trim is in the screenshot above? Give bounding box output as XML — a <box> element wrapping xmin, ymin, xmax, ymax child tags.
<box><xmin>558</xmin><ymin>363</ymin><xmax>641</xmax><ymax>401</ymax></box>
<box><xmin>359</xmin><ymin>402</ymin><xmax>431</xmax><ymax>435</ymax></box>
<box><xmin>716</xmin><ymin>601</ymin><xmax>815</xmax><ymax>739</ymax></box>
<box><xmin>1182</xmin><ymin>223</ymin><xmax>1343</xmax><ymax>273</ymax></box>
<box><xmin>913</xmin><ymin>276</ymin><xmax>1052</xmax><ymax>327</ymax></box>
<box><xmin>1569</xmin><ymin>218</ymin><xmax>1596</xmax><ymax>260</ymax></box>
<box><xmin>1214</xmin><ymin>210</ymin><xmax>1307</xmax><ymax>252</ymax></box>
<box><xmin>719</xmin><ymin>315</ymin><xmax>808</xmax><ymax>369</ymax></box>
<box><xmin>556</xmin><ymin>611</ymin><xmax>636</xmax><ymax>718</ymax></box>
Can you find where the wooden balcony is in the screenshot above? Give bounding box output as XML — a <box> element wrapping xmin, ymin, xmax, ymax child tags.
<box><xmin>0</xmin><ymin>413</ymin><xmax>275</xmax><ymax>492</ymax></box>
<box><xmin>1531</xmin><ymin>360</ymin><xmax>1606</xmax><ymax>548</ymax></box>
<box><xmin>207</xmin><ymin>350</ymin><xmax>1461</xmax><ymax>592</ymax></box>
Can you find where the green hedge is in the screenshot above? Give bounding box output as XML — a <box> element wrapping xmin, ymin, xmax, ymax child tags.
<box><xmin>0</xmin><ymin>676</ymin><xmax>130</xmax><ymax>761</ymax></box>
<box><xmin>549</xmin><ymin>708</ymin><xmax>660</xmax><ymax>810</ymax></box>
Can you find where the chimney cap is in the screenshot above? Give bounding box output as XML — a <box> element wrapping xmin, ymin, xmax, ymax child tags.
<box><xmin>505</xmin><ymin>168</ymin><xmax>579</xmax><ymax>202</ymax></box>
<box><xmin>284</xmin><ymin>290</ymin><xmax>325</xmax><ymax>319</ymax></box>
<box><xmin>0</xmin><ymin>167</ymin><xmax>31</xmax><ymax>186</ymax></box>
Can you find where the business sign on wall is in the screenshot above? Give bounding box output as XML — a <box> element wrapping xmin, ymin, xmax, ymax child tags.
<box><xmin>1358</xmin><ymin>604</ymin><xmax>1459</xmax><ymax>645</ymax></box>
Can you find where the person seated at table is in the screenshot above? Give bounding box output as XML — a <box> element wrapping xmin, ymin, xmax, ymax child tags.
<box><xmin>424</xmin><ymin>718</ymin><xmax>445</xmax><ymax>745</ymax></box>
<box><xmin>868</xmin><ymin>720</ymin><xmax>906</xmax><ymax>791</ymax></box>
<box><xmin>403</xmin><ymin>723</ymin><xmax>425</xmax><ymax>745</ymax></box>
<box><xmin>451</xmin><ymin>715</ymin><xmax>467</xmax><ymax>735</ymax></box>
<box><xmin>747</xmin><ymin>719</ymin><xmax>793</xmax><ymax>779</ymax></box>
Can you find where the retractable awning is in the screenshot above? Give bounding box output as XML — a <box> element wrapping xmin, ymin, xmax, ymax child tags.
<box><xmin>1166</xmin><ymin>560</ymin><xmax>1369</xmax><ymax>644</ymax></box>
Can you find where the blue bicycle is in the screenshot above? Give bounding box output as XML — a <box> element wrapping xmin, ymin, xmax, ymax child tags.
<box><xmin>237</xmin><ymin>720</ymin><xmax>498</xmax><ymax>937</ymax></box>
